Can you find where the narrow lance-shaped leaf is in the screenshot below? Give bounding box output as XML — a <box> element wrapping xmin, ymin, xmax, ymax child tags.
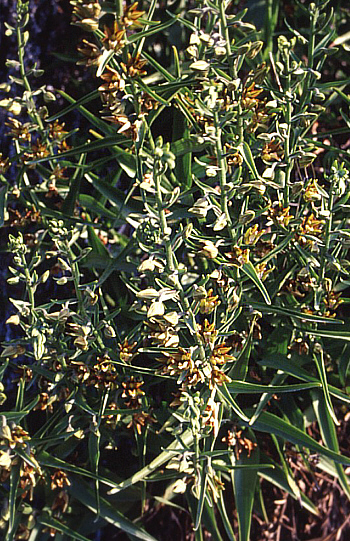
<box><xmin>108</xmin><ymin>429</ymin><xmax>196</xmax><ymax>494</ymax></box>
<box><xmin>61</xmin><ymin>152</ymin><xmax>86</xmax><ymax>216</ymax></box>
<box><xmin>312</xmin><ymin>389</ymin><xmax>350</xmax><ymax>501</ymax></box>
<box><xmin>233</xmin><ymin>431</ymin><xmax>260</xmax><ymax>541</ymax></box>
<box><xmin>37</xmin><ymin>515</ymin><xmax>94</xmax><ymax>541</ymax></box>
<box><xmin>46</xmin><ymin>89</ymin><xmax>100</xmax><ymax>122</ymax></box>
<box><xmin>313</xmin><ymin>349</ymin><xmax>339</xmax><ymax>426</ymax></box>
<box><xmin>243</xmin><ymin>409</ymin><xmax>350</xmax><ymax>465</ymax></box>
<box><xmin>259</xmin><ymin>355</ymin><xmax>350</xmax><ymax>405</ymax></box>
<box><xmin>194</xmin><ymin>462</ymin><xmax>208</xmax><ymax>531</ymax></box>
<box><xmin>249</xmin><ymin>300</ymin><xmax>343</xmax><ymax>324</ymax></box>
<box><xmin>0</xmin><ymin>185</ymin><xmax>7</xmax><ymax>227</ymax></box>
<box><xmin>241</xmin><ymin>261</ymin><xmax>271</xmax><ymax>305</ymax></box>
<box><xmin>216</xmin><ymin>384</ymin><xmax>251</xmax><ymax>423</ymax></box>
<box><xmin>228</xmin><ymin>315</ymin><xmax>255</xmax><ymax>381</ymax></box>
<box><xmin>69</xmin><ymin>477</ymin><xmax>158</xmax><ymax>541</ymax></box>
<box><xmin>227</xmin><ymin>380</ymin><xmax>321</xmax><ymax>394</ymax></box>
<box><xmin>238</xmin><ymin>141</ymin><xmax>261</xmax><ymax>179</ymax></box>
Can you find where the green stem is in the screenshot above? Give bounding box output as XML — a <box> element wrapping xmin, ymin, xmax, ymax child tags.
<box><xmin>214</xmin><ymin>112</ymin><xmax>234</xmax><ymax>240</ymax></box>
<box><xmin>218</xmin><ymin>0</ymin><xmax>244</xmax><ymax>144</ymax></box>
<box><xmin>299</xmin><ymin>6</ymin><xmax>317</xmax><ymax>111</ymax></box>
<box><xmin>21</xmin><ymin>253</ymin><xmax>36</xmax><ymax>325</ymax></box>
<box><xmin>154</xmin><ymin>161</ymin><xmax>175</xmax><ymax>272</ymax></box>
<box><xmin>134</xmin><ymin>0</ymin><xmax>158</xmax><ymax>58</ymax></box>
<box><xmin>319</xmin><ymin>182</ymin><xmax>335</xmax><ymax>283</ymax></box>
<box><xmin>16</xmin><ymin>20</ymin><xmax>44</xmax><ymax>131</ymax></box>
<box><xmin>283</xmin><ymin>53</ymin><xmax>293</xmax><ymax>208</ymax></box>
<box><xmin>153</xmin><ymin>161</ymin><xmax>206</xmax><ymax>362</ymax></box>
<box><xmin>115</xmin><ymin>0</ymin><xmax>123</xmax><ymax>19</ymax></box>
<box><xmin>218</xmin><ymin>0</ymin><xmax>234</xmax><ymax>79</ymax></box>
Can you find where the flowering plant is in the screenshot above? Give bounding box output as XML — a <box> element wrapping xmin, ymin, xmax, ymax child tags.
<box><xmin>1</xmin><ymin>1</ymin><xmax>350</xmax><ymax>539</ymax></box>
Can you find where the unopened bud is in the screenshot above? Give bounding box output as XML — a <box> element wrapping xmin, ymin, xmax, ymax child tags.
<box><xmin>246</xmin><ymin>41</ymin><xmax>263</xmax><ymax>59</ymax></box>
<box><xmin>200</xmin><ymin>240</ymin><xmax>218</xmax><ymax>259</ymax></box>
<box><xmin>238</xmin><ymin>210</ymin><xmax>256</xmax><ymax>224</ymax></box>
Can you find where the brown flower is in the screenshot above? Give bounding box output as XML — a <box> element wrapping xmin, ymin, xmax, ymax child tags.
<box><xmin>210</xmin><ymin>343</ymin><xmax>234</xmax><ymax>366</ymax></box>
<box><xmin>244</xmin><ymin>224</ymin><xmax>265</xmax><ymax>246</ymax></box>
<box><xmin>99</xmin><ymin>66</ymin><xmax>126</xmax><ymax>94</ymax></box>
<box><xmin>119</xmin><ymin>338</ymin><xmax>138</xmax><ymax>363</ymax></box>
<box><xmin>6</xmin><ymin>118</ymin><xmax>32</xmax><ymax>142</ymax></box>
<box><xmin>198</xmin><ymin>319</ymin><xmax>218</xmax><ymax>345</ymax></box>
<box><xmin>122</xmin><ymin>2</ymin><xmax>145</xmax><ymax>29</ymax></box>
<box><xmin>234</xmin><ymin>430</ymin><xmax>257</xmax><ymax>459</ymax></box>
<box><xmin>128</xmin><ymin>412</ymin><xmax>156</xmax><ymax>435</ymax></box>
<box><xmin>121</xmin><ymin>53</ymin><xmax>147</xmax><ymax>78</ymax></box>
<box><xmin>241</xmin><ymin>82</ymin><xmax>263</xmax><ymax>110</ymax></box>
<box><xmin>267</xmin><ymin>204</ymin><xmax>293</xmax><ymax>228</ymax></box>
<box><xmin>261</xmin><ymin>139</ymin><xmax>284</xmax><ymax>163</ymax></box>
<box><xmin>199</xmin><ymin>289</ymin><xmax>221</xmax><ymax>314</ymax></box>
<box><xmin>77</xmin><ymin>39</ymin><xmax>101</xmax><ymax>67</ymax></box>
<box><xmin>51</xmin><ymin>470</ymin><xmax>71</xmax><ymax>491</ymax></box>
<box><xmin>103</xmin><ymin>112</ymin><xmax>138</xmax><ymax>140</ymax></box>
<box><xmin>33</xmin><ymin>392</ymin><xmax>56</xmax><ymax>412</ymax></box>
<box><xmin>102</xmin><ymin>21</ymin><xmax>126</xmax><ymax>51</ymax></box>
<box><xmin>225</xmin><ymin>245</ymin><xmax>250</xmax><ymax>266</ymax></box>
<box><xmin>0</xmin><ymin>153</ymin><xmax>10</xmax><ymax>174</ymax></box>
<box><xmin>122</xmin><ymin>376</ymin><xmax>145</xmax><ymax>401</ymax></box>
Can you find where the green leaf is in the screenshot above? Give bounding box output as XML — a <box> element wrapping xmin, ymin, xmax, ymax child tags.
<box><xmin>294</xmin><ymin>326</ymin><xmax>350</xmax><ymax>342</ymax></box>
<box><xmin>216</xmin><ymin>384</ymin><xmax>251</xmax><ymax>422</ymax></box>
<box><xmin>194</xmin><ymin>463</ymin><xmax>208</xmax><ymax>531</ymax></box>
<box><xmin>96</xmin><ymin>48</ymin><xmax>115</xmax><ymax>77</ymax></box>
<box><xmin>61</xmin><ymin>152</ymin><xmax>86</xmax><ymax>216</ymax></box>
<box><xmin>233</xmin><ymin>432</ymin><xmax>260</xmax><ymax>541</ymax></box>
<box><xmin>56</xmin><ymin>89</ymin><xmax>117</xmax><ymax>136</ymax></box>
<box><xmin>312</xmin><ymin>389</ymin><xmax>350</xmax><ymax>500</ymax></box>
<box><xmin>258</xmin><ymin>454</ymin><xmax>318</xmax><ymax>515</ymax></box>
<box><xmin>227</xmin><ymin>315</ymin><xmax>255</xmax><ymax>381</ymax></box>
<box><xmin>135</xmin><ymin>77</ymin><xmax>171</xmax><ymax>106</ymax></box>
<box><xmin>216</xmin><ymin>494</ymin><xmax>237</xmax><ymax>541</ymax></box>
<box><xmin>108</xmin><ymin>429</ymin><xmax>195</xmax><ymax>494</ymax></box>
<box><xmin>227</xmin><ymin>380</ymin><xmax>321</xmax><ymax>393</ymax></box>
<box><xmin>172</xmin><ymin>110</ymin><xmax>192</xmax><ymax>189</ymax></box>
<box><xmin>260</xmin><ymin>233</ymin><xmax>294</xmax><ymax>265</ymax></box>
<box><xmin>318</xmin><ymin>79</ymin><xmax>350</xmax><ymax>90</ymax></box>
<box><xmin>171</xmin><ymin>137</ymin><xmax>210</xmax><ymax>157</ymax></box>
<box><xmin>141</xmin><ymin>51</ymin><xmax>176</xmax><ymax>82</ymax></box>
<box><xmin>313</xmin><ymin>350</ymin><xmax>339</xmax><ymax>426</ymax></box>
<box><xmin>245</xmin><ymin>409</ymin><xmax>350</xmax><ymax>464</ymax></box>
<box><xmin>127</xmin><ymin>16</ymin><xmax>177</xmax><ymax>44</ymax></box>
<box><xmin>249</xmin><ymin>300</ymin><xmax>343</xmax><ymax>324</ymax></box>
<box><xmin>37</xmin><ymin>515</ymin><xmax>93</xmax><ymax>541</ymax></box>
<box><xmin>79</xmin><ymin>194</ymin><xmax>119</xmax><ymax>220</ymax></box>
<box><xmin>46</xmin><ymin>90</ymin><xmax>100</xmax><ymax>122</ymax></box>
<box><xmin>1</xmin><ymin>410</ymin><xmax>30</xmax><ymax>422</ymax></box>
<box><xmin>8</xmin><ymin>461</ymin><xmax>21</xmax><ymax>538</ymax></box>
<box><xmin>87</xmin><ymin>225</ymin><xmax>110</xmax><ymax>258</ymax></box>
<box><xmin>37</xmin><ymin>451</ymin><xmax>120</xmax><ymax>490</ymax></box>
<box><xmin>241</xmin><ymin>261</ymin><xmax>271</xmax><ymax>304</ymax></box>
<box><xmin>0</xmin><ymin>185</ymin><xmax>7</xmax><ymax>227</ymax></box>
<box><xmin>201</xmin><ymin>497</ymin><xmax>226</xmax><ymax>541</ymax></box>
<box><xmin>238</xmin><ymin>141</ymin><xmax>260</xmax><ymax>179</ymax></box>
<box><xmin>91</xmin><ymin>176</ymin><xmax>143</xmax><ymax>216</ymax></box>
<box><xmin>248</xmin><ymin>372</ymin><xmax>288</xmax><ymax>426</ymax></box>
<box><xmin>69</xmin><ymin>478</ymin><xmax>158</xmax><ymax>541</ymax></box>
<box><xmin>30</xmin><ymin>135</ymin><xmax>131</xmax><ymax>164</ymax></box>
<box><xmin>259</xmin><ymin>354</ymin><xmax>350</xmax><ymax>405</ymax></box>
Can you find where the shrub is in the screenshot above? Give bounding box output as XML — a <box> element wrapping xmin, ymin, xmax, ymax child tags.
<box><xmin>1</xmin><ymin>1</ymin><xmax>350</xmax><ymax>540</ymax></box>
